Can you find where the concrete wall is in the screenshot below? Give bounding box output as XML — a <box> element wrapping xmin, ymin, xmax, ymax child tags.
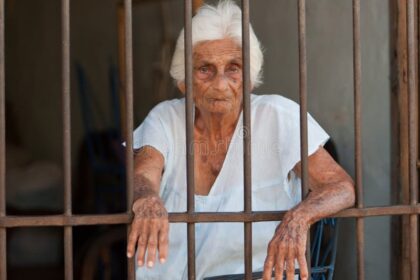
<box><xmin>251</xmin><ymin>1</ymin><xmax>392</xmax><ymax>279</ymax></box>
<box><xmin>6</xmin><ymin>0</ymin><xmax>393</xmax><ymax>279</ymax></box>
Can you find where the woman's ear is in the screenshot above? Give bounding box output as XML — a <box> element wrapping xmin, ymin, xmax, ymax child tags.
<box><xmin>177</xmin><ymin>81</ymin><xmax>186</xmax><ymax>94</ymax></box>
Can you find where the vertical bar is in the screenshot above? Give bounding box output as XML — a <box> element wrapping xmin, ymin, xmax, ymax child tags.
<box><xmin>184</xmin><ymin>1</ymin><xmax>196</xmax><ymax>279</ymax></box>
<box><xmin>352</xmin><ymin>1</ymin><xmax>365</xmax><ymax>280</ymax></box>
<box><xmin>395</xmin><ymin>1</ymin><xmax>411</xmax><ymax>278</ymax></box>
<box><xmin>407</xmin><ymin>1</ymin><xmax>419</xmax><ymax>279</ymax></box>
<box><xmin>61</xmin><ymin>0</ymin><xmax>73</xmax><ymax>279</ymax></box>
<box><xmin>297</xmin><ymin>0</ymin><xmax>311</xmax><ymax>276</ymax></box>
<box><xmin>0</xmin><ymin>0</ymin><xmax>5</xmax><ymax>278</ymax></box>
<box><xmin>241</xmin><ymin>1</ymin><xmax>252</xmax><ymax>279</ymax></box>
<box><xmin>123</xmin><ymin>0</ymin><xmax>135</xmax><ymax>278</ymax></box>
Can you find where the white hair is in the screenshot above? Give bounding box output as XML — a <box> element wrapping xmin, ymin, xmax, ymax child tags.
<box><xmin>169</xmin><ymin>0</ymin><xmax>264</xmax><ymax>88</ymax></box>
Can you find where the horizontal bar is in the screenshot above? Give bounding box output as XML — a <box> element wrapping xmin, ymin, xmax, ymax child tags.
<box><xmin>1</xmin><ymin>214</ymin><xmax>132</xmax><ymax>227</ymax></box>
<box><xmin>0</xmin><ymin>204</ymin><xmax>420</xmax><ymax>228</ymax></box>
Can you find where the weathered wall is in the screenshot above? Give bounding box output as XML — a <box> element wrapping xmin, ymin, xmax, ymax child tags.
<box><xmin>251</xmin><ymin>1</ymin><xmax>392</xmax><ymax>279</ymax></box>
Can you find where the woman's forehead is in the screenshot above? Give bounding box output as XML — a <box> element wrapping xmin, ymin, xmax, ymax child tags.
<box><xmin>193</xmin><ymin>38</ymin><xmax>242</xmax><ymax>61</ymax></box>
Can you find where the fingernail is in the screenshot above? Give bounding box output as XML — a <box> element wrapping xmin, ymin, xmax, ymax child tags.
<box><xmin>138</xmin><ymin>260</ymin><xmax>143</xmax><ymax>267</ymax></box>
<box><xmin>147</xmin><ymin>261</ymin><xmax>154</xmax><ymax>268</ymax></box>
<box><xmin>127</xmin><ymin>252</ymin><xmax>132</xmax><ymax>258</ymax></box>
<box><xmin>160</xmin><ymin>258</ymin><xmax>166</xmax><ymax>264</ymax></box>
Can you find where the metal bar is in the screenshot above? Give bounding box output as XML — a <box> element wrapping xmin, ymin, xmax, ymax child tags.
<box><xmin>1</xmin><ymin>205</ymin><xmax>420</xmax><ymax>227</ymax></box>
<box><xmin>123</xmin><ymin>0</ymin><xmax>135</xmax><ymax>278</ymax></box>
<box><xmin>297</xmin><ymin>0</ymin><xmax>312</xmax><ymax>275</ymax></box>
<box><xmin>297</xmin><ymin>0</ymin><xmax>308</xmax><ymax>196</ymax></box>
<box><xmin>0</xmin><ymin>228</ymin><xmax>4</xmax><ymax>280</ymax></box>
<box><xmin>64</xmin><ymin>227</ymin><xmax>73</xmax><ymax>280</ymax></box>
<box><xmin>352</xmin><ymin>1</ymin><xmax>365</xmax><ymax>280</ymax></box>
<box><xmin>241</xmin><ymin>0</ymin><xmax>252</xmax><ymax>279</ymax></box>
<box><xmin>62</xmin><ymin>0</ymin><xmax>71</xmax><ymax>220</ymax></box>
<box><xmin>184</xmin><ymin>0</ymin><xmax>195</xmax><ymax>279</ymax></box>
<box><xmin>62</xmin><ymin>0</ymin><xmax>71</xmax><ymax>219</ymax></box>
<box><xmin>407</xmin><ymin>1</ymin><xmax>419</xmax><ymax>279</ymax></box>
<box><xmin>395</xmin><ymin>1</ymin><xmax>411</xmax><ymax>278</ymax></box>
<box><xmin>61</xmin><ymin>0</ymin><xmax>73</xmax><ymax>278</ymax></box>
<box><xmin>0</xmin><ymin>0</ymin><xmax>5</xmax><ymax>278</ymax></box>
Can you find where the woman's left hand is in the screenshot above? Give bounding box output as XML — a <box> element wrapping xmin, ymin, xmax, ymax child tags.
<box><xmin>262</xmin><ymin>211</ymin><xmax>310</xmax><ymax>280</ymax></box>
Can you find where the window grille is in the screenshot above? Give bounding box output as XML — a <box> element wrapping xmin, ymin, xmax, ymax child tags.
<box><xmin>0</xmin><ymin>1</ymin><xmax>418</xmax><ymax>280</ymax></box>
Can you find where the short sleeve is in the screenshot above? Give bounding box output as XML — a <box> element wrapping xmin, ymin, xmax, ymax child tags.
<box><xmin>132</xmin><ymin>106</ymin><xmax>170</xmax><ymax>164</ymax></box>
<box><xmin>278</xmin><ymin>99</ymin><xmax>330</xmax><ymax>177</ymax></box>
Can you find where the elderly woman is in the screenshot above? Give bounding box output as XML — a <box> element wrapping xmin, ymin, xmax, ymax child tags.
<box><xmin>126</xmin><ymin>1</ymin><xmax>355</xmax><ymax>280</ymax></box>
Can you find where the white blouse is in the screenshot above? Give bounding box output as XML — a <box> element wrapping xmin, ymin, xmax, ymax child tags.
<box><xmin>132</xmin><ymin>94</ymin><xmax>329</xmax><ymax>280</ymax></box>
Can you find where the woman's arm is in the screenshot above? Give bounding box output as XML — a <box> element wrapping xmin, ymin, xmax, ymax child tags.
<box><xmin>126</xmin><ymin>146</ymin><xmax>169</xmax><ymax>268</ymax></box>
<box><xmin>263</xmin><ymin>147</ymin><xmax>355</xmax><ymax>280</ymax></box>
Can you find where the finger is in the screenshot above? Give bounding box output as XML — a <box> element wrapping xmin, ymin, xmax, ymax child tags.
<box><xmin>297</xmin><ymin>252</ymin><xmax>309</xmax><ymax>280</ymax></box>
<box><xmin>286</xmin><ymin>248</ymin><xmax>295</xmax><ymax>280</ymax></box>
<box><xmin>146</xmin><ymin>221</ymin><xmax>159</xmax><ymax>268</ymax></box>
<box><xmin>126</xmin><ymin>225</ymin><xmax>139</xmax><ymax>258</ymax></box>
<box><xmin>136</xmin><ymin>222</ymin><xmax>149</xmax><ymax>267</ymax></box>
<box><xmin>158</xmin><ymin>220</ymin><xmax>169</xmax><ymax>263</ymax></box>
<box><xmin>274</xmin><ymin>247</ymin><xmax>285</xmax><ymax>280</ymax></box>
<box><xmin>263</xmin><ymin>242</ymin><xmax>276</xmax><ymax>280</ymax></box>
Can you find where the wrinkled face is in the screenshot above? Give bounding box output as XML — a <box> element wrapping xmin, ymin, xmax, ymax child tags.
<box><xmin>179</xmin><ymin>38</ymin><xmax>243</xmax><ymax>115</ymax></box>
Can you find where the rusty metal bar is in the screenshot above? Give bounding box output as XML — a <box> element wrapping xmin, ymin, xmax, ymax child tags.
<box><xmin>297</xmin><ymin>0</ymin><xmax>308</xmax><ymax>195</ymax></box>
<box><xmin>64</xmin><ymin>228</ymin><xmax>73</xmax><ymax>280</ymax></box>
<box><xmin>241</xmin><ymin>0</ymin><xmax>252</xmax><ymax>279</ymax></box>
<box><xmin>184</xmin><ymin>0</ymin><xmax>195</xmax><ymax>279</ymax></box>
<box><xmin>62</xmin><ymin>0</ymin><xmax>71</xmax><ymax>218</ymax></box>
<box><xmin>123</xmin><ymin>0</ymin><xmax>135</xmax><ymax>278</ymax></box>
<box><xmin>352</xmin><ymin>1</ymin><xmax>365</xmax><ymax>280</ymax></box>
<box><xmin>0</xmin><ymin>0</ymin><xmax>5</xmax><ymax>278</ymax></box>
<box><xmin>61</xmin><ymin>0</ymin><xmax>73</xmax><ymax>278</ymax></box>
<box><xmin>407</xmin><ymin>1</ymin><xmax>419</xmax><ymax>279</ymax></box>
<box><xmin>297</xmin><ymin>0</ymin><xmax>312</xmax><ymax>275</ymax></box>
<box><xmin>0</xmin><ymin>205</ymin><xmax>420</xmax><ymax>228</ymax></box>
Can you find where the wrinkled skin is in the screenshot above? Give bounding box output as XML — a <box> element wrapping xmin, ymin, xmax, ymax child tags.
<box><xmin>126</xmin><ymin>147</ymin><xmax>169</xmax><ymax>267</ymax></box>
<box><xmin>127</xmin><ymin>38</ymin><xmax>356</xmax><ymax>279</ymax></box>
<box><xmin>263</xmin><ymin>147</ymin><xmax>355</xmax><ymax>280</ymax></box>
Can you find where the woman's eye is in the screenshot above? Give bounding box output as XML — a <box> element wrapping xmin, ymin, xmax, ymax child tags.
<box><xmin>199</xmin><ymin>66</ymin><xmax>209</xmax><ymax>73</ymax></box>
<box><xmin>227</xmin><ymin>65</ymin><xmax>240</xmax><ymax>73</ymax></box>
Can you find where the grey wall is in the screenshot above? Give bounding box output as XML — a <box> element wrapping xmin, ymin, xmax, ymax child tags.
<box><xmin>251</xmin><ymin>1</ymin><xmax>392</xmax><ymax>279</ymax></box>
<box><xmin>6</xmin><ymin>0</ymin><xmax>393</xmax><ymax>279</ymax></box>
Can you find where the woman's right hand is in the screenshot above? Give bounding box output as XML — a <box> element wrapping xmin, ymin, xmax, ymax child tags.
<box><xmin>126</xmin><ymin>195</ymin><xmax>169</xmax><ymax>268</ymax></box>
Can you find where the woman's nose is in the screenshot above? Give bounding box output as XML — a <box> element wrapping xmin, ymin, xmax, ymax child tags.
<box><xmin>212</xmin><ymin>73</ymin><xmax>229</xmax><ymax>91</ymax></box>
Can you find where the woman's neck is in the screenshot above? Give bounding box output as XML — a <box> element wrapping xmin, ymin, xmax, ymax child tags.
<box><xmin>194</xmin><ymin>107</ymin><xmax>241</xmax><ymax>141</ymax></box>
